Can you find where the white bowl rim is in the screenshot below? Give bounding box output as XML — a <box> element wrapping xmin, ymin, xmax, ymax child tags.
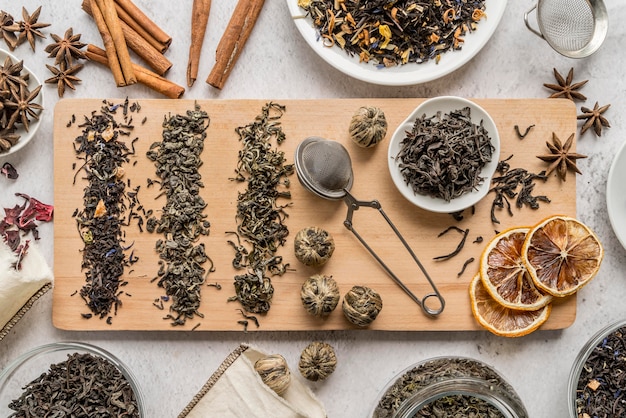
<box><xmin>387</xmin><ymin>96</ymin><xmax>500</xmax><ymax>213</ymax></box>
<box><xmin>606</xmin><ymin>139</ymin><xmax>626</xmax><ymax>250</ymax></box>
<box><xmin>0</xmin><ymin>48</ymin><xmax>44</xmax><ymax>157</ymax></box>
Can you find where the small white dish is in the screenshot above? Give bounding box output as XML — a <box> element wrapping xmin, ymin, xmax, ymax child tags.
<box><xmin>387</xmin><ymin>96</ymin><xmax>500</xmax><ymax>213</ymax></box>
<box><xmin>606</xmin><ymin>140</ymin><xmax>626</xmax><ymax>250</ymax></box>
<box><xmin>0</xmin><ymin>48</ymin><xmax>44</xmax><ymax>157</ymax></box>
<box><xmin>286</xmin><ymin>0</ymin><xmax>508</xmax><ymax>86</ymax></box>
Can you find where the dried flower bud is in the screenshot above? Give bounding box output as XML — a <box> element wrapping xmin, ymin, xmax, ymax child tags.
<box><xmin>349</xmin><ymin>106</ymin><xmax>387</xmax><ymax>148</ymax></box>
<box><xmin>294</xmin><ymin>226</ymin><xmax>335</xmax><ymax>267</ymax></box>
<box><xmin>300</xmin><ymin>274</ymin><xmax>340</xmax><ymax>317</ymax></box>
<box><xmin>342</xmin><ymin>285</ymin><xmax>383</xmax><ymax>327</ymax></box>
<box><xmin>298</xmin><ymin>341</ymin><xmax>337</xmax><ymax>382</ymax></box>
<box><xmin>254</xmin><ymin>354</ymin><xmax>291</xmax><ymax>396</ymax></box>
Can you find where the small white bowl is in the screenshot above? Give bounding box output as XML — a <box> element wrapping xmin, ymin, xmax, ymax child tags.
<box><xmin>388</xmin><ymin>96</ymin><xmax>500</xmax><ymax>213</ymax></box>
<box><xmin>0</xmin><ymin>48</ymin><xmax>44</xmax><ymax>156</ymax></box>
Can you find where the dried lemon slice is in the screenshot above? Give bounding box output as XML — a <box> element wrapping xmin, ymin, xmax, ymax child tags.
<box><xmin>522</xmin><ymin>215</ymin><xmax>603</xmax><ymax>297</ymax></box>
<box><xmin>479</xmin><ymin>227</ymin><xmax>553</xmax><ymax>311</ymax></box>
<box><xmin>469</xmin><ymin>273</ymin><xmax>552</xmax><ymax>337</ymax></box>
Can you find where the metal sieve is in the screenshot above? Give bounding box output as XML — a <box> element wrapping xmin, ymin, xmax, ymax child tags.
<box><xmin>294</xmin><ymin>137</ymin><xmax>445</xmax><ymax>317</ymax></box>
<box><xmin>524</xmin><ymin>0</ymin><xmax>608</xmax><ymax>58</ymax></box>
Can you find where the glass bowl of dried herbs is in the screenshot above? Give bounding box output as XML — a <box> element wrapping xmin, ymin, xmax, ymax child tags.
<box><xmin>568</xmin><ymin>319</ymin><xmax>626</xmax><ymax>417</ymax></box>
<box><xmin>0</xmin><ymin>48</ymin><xmax>44</xmax><ymax>156</ymax></box>
<box><xmin>0</xmin><ymin>341</ymin><xmax>144</xmax><ymax>417</ymax></box>
<box><xmin>388</xmin><ymin>96</ymin><xmax>500</xmax><ymax>213</ymax></box>
<box><xmin>371</xmin><ymin>356</ymin><xmax>528</xmax><ymax>417</ymax></box>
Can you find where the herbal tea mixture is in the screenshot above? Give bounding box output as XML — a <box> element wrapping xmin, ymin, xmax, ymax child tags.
<box><xmin>575</xmin><ymin>326</ymin><xmax>626</xmax><ymax>416</ymax></box>
<box><xmin>373</xmin><ymin>358</ymin><xmax>521</xmax><ymax>418</ymax></box>
<box><xmin>72</xmin><ymin>99</ymin><xmax>144</xmax><ymax>322</ymax></box>
<box><xmin>298</xmin><ymin>0</ymin><xmax>487</xmax><ymax>67</ymax></box>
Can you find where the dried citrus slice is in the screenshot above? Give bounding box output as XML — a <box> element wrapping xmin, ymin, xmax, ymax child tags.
<box><xmin>522</xmin><ymin>215</ymin><xmax>603</xmax><ymax>297</ymax></box>
<box><xmin>479</xmin><ymin>227</ymin><xmax>553</xmax><ymax>311</ymax></box>
<box><xmin>469</xmin><ymin>274</ymin><xmax>552</xmax><ymax>337</ymax></box>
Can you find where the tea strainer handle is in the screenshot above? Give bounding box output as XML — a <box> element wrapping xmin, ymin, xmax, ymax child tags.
<box><xmin>524</xmin><ymin>4</ymin><xmax>544</xmax><ymax>39</ymax></box>
<box><xmin>341</xmin><ymin>190</ymin><xmax>445</xmax><ymax>317</ymax></box>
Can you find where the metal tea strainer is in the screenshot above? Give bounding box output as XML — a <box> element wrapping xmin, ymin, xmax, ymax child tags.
<box><xmin>294</xmin><ymin>137</ymin><xmax>445</xmax><ymax>317</ymax></box>
<box><xmin>524</xmin><ymin>0</ymin><xmax>608</xmax><ymax>58</ymax></box>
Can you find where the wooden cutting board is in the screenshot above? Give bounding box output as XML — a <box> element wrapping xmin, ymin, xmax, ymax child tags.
<box><xmin>52</xmin><ymin>98</ymin><xmax>578</xmax><ymax>331</ymax></box>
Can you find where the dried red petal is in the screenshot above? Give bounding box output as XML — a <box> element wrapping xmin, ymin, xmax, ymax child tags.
<box><xmin>3</xmin><ymin>203</ymin><xmax>25</xmax><ymax>225</ymax></box>
<box><xmin>15</xmin><ymin>193</ymin><xmax>54</xmax><ymax>222</ymax></box>
<box><xmin>1</xmin><ymin>162</ymin><xmax>18</xmax><ymax>179</ymax></box>
<box><xmin>3</xmin><ymin>229</ymin><xmax>20</xmax><ymax>251</ymax></box>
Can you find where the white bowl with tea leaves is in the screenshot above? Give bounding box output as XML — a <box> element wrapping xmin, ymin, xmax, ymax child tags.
<box><xmin>0</xmin><ymin>48</ymin><xmax>44</xmax><ymax>156</ymax></box>
<box><xmin>388</xmin><ymin>96</ymin><xmax>500</xmax><ymax>214</ymax></box>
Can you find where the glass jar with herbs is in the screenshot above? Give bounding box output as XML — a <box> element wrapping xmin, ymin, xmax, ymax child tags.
<box><xmin>372</xmin><ymin>356</ymin><xmax>528</xmax><ymax>418</ymax></box>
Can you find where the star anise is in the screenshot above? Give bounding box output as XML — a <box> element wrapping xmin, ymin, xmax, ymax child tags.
<box><xmin>4</xmin><ymin>83</ymin><xmax>43</xmax><ymax>132</ymax></box>
<box><xmin>45</xmin><ymin>63</ymin><xmax>83</xmax><ymax>98</ymax></box>
<box><xmin>45</xmin><ymin>28</ymin><xmax>86</xmax><ymax>66</ymax></box>
<box><xmin>0</xmin><ymin>11</ymin><xmax>18</xmax><ymax>50</ymax></box>
<box><xmin>537</xmin><ymin>132</ymin><xmax>587</xmax><ymax>181</ymax></box>
<box><xmin>578</xmin><ymin>102</ymin><xmax>611</xmax><ymax>137</ymax></box>
<box><xmin>14</xmin><ymin>6</ymin><xmax>50</xmax><ymax>51</ymax></box>
<box><xmin>0</xmin><ymin>56</ymin><xmax>28</xmax><ymax>92</ymax></box>
<box><xmin>544</xmin><ymin>68</ymin><xmax>588</xmax><ymax>101</ymax></box>
<box><xmin>0</xmin><ymin>128</ymin><xmax>20</xmax><ymax>152</ymax></box>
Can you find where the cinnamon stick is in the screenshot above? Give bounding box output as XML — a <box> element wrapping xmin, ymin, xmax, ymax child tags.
<box><xmin>86</xmin><ymin>44</ymin><xmax>184</xmax><ymax>99</ymax></box>
<box><xmin>83</xmin><ymin>0</ymin><xmax>172</xmax><ymax>75</ymax></box>
<box><xmin>206</xmin><ymin>0</ymin><xmax>266</xmax><ymax>90</ymax></box>
<box><xmin>92</xmin><ymin>0</ymin><xmax>136</xmax><ymax>86</ymax></box>
<box><xmin>89</xmin><ymin>0</ymin><xmax>125</xmax><ymax>86</ymax></box>
<box><xmin>114</xmin><ymin>0</ymin><xmax>172</xmax><ymax>49</ymax></box>
<box><xmin>187</xmin><ymin>0</ymin><xmax>211</xmax><ymax>87</ymax></box>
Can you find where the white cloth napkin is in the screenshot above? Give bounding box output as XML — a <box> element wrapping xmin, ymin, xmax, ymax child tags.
<box><xmin>0</xmin><ymin>241</ymin><xmax>53</xmax><ymax>340</ymax></box>
<box><xmin>179</xmin><ymin>345</ymin><xmax>327</xmax><ymax>418</ymax></box>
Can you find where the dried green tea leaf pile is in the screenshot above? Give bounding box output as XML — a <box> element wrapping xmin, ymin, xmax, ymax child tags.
<box><xmin>73</xmin><ymin>100</ymin><xmax>142</xmax><ymax>321</ymax></box>
<box><xmin>395</xmin><ymin>106</ymin><xmax>494</xmax><ymax>202</ymax></box>
<box><xmin>8</xmin><ymin>353</ymin><xmax>139</xmax><ymax>417</ymax></box>
<box><xmin>228</xmin><ymin>102</ymin><xmax>293</xmax><ymax>314</ymax></box>
<box><xmin>298</xmin><ymin>0</ymin><xmax>487</xmax><ymax>67</ymax></box>
<box><xmin>373</xmin><ymin>357</ymin><xmax>519</xmax><ymax>417</ymax></box>
<box><xmin>146</xmin><ymin>105</ymin><xmax>211</xmax><ymax>326</ymax></box>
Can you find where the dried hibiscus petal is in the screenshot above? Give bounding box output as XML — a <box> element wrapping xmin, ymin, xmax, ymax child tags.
<box><xmin>15</xmin><ymin>193</ymin><xmax>54</xmax><ymax>222</ymax></box>
<box><xmin>3</xmin><ymin>203</ymin><xmax>25</xmax><ymax>226</ymax></box>
<box><xmin>1</xmin><ymin>162</ymin><xmax>18</xmax><ymax>179</ymax></box>
<box><xmin>3</xmin><ymin>229</ymin><xmax>20</xmax><ymax>251</ymax></box>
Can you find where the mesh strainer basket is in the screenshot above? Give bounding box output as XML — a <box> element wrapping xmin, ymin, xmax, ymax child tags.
<box><xmin>524</xmin><ymin>0</ymin><xmax>608</xmax><ymax>58</ymax></box>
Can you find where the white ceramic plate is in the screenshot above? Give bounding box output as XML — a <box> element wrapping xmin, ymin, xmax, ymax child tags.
<box><xmin>0</xmin><ymin>48</ymin><xmax>44</xmax><ymax>157</ymax></box>
<box><xmin>606</xmin><ymin>140</ymin><xmax>626</xmax><ymax>249</ymax></box>
<box><xmin>286</xmin><ymin>0</ymin><xmax>508</xmax><ymax>86</ymax></box>
<box><xmin>388</xmin><ymin>96</ymin><xmax>500</xmax><ymax>213</ymax></box>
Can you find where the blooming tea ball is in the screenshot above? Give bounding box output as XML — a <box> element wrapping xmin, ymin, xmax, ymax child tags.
<box><xmin>294</xmin><ymin>226</ymin><xmax>335</xmax><ymax>267</ymax></box>
<box><xmin>349</xmin><ymin>106</ymin><xmax>388</xmax><ymax>148</ymax></box>
<box><xmin>342</xmin><ymin>285</ymin><xmax>383</xmax><ymax>327</ymax></box>
<box><xmin>254</xmin><ymin>354</ymin><xmax>291</xmax><ymax>396</ymax></box>
<box><xmin>298</xmin><ymin>341</ymin><xmax>337</xmax><ymax>382</ymax></box>
<box><xmin>300</xmin><ymin>274</ymin><xmax>340</xmax><ymax>318</ymax></box>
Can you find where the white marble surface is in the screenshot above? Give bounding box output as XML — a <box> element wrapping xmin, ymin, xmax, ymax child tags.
<box><xmin>1</xmin><ymin>1</ymin><xmax>625</xmax><ymax>417</ymax></box>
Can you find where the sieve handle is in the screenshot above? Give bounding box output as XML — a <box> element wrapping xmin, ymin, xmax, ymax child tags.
<box><xmin>524</xmin><ymin>4</ymin><xmax>544</xmax><ymax>39</ymax></box>
<box><xmin>341</xmin><ymin>190</ymin><xmax>445</xmax><ymax>317</ymax></box>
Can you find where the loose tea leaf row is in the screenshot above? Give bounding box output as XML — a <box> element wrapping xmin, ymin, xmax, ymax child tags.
<box><xmin>73</xmin><ymin>101</ymin><xmax>141</xmax><ymax>319</ymax></box>
<box><xmin>229</xmin><ymin>102</ymin><xmax>293</xmax><ymax>314</ymax></box>
<box><xmin>146</xmin><ymin>104</ymin><xmax>211</xmax><ymax>326</ymax></box>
